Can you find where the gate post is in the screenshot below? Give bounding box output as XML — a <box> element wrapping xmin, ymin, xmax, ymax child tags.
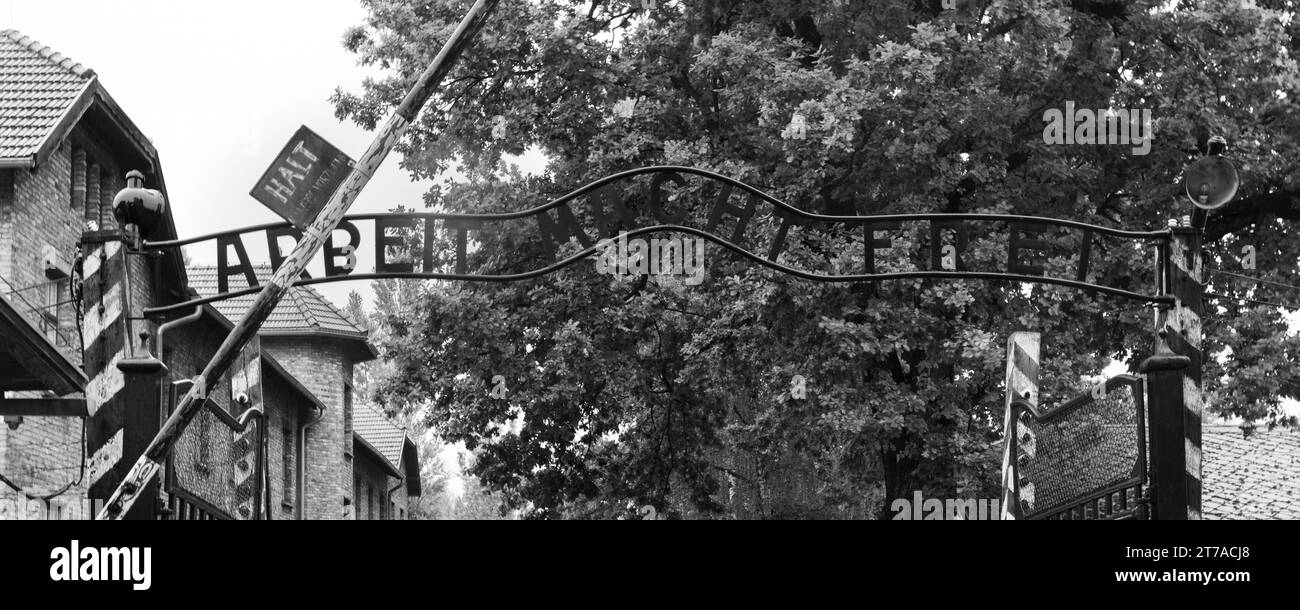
<box><xmin>1142</xmin><ymin>223</ymin><xmax>1203</xmax><ymax>520</ymax></box>
<box><xmin>1000</xmin><ymin>331</ymin><xmax>1040</xmax><ymax>520</ymax></box>
<box><xmin>80</xmin><ymin>226</ymin><xmax>167</xmax><ymax>520</ymax></box>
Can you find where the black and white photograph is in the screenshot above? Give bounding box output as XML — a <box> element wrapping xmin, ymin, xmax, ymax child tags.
<box><xmin>0</xmin><ymin>0</ymin><xmax>1296</xmax><ymax>596</ymax></box>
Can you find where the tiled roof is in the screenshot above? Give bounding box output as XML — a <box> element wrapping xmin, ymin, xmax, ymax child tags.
<box><xmin>188</xmin><ymin>265</ymin><xmax>369</xmax><ymax>340</ymax></box>
<box><xmin>353</xmin><ymin>403</ymin><xmax>409</xmax><ymax>472</ymax></box>
<box><xmin>1203</xmin><ymin>425</ymin><xmax>1300</xmax><ymax>520</ymax></box>
<box><xmin>0</xmin><ymin>29</ymin><xmax>94</xmax><ymax>159</ymax></box>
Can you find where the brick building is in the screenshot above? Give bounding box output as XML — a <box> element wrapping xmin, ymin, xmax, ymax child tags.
<box><xmin>188</xmin><ymin>265</ymin><xmax>418</xmax><ymax>520</ymax></box>
<box><xmin>0</xmin><ymin>27</ymin><xmax>185</xmax><ymax>519</ymax></box>
<box><xmin>353</xmin><ymin>402</ymin><xmax>420</xmax><ymax>520</ymax></box>
<box><xmin>0</xmin><ymin>29</ymin><xmax>418</xmax><ymax>520</ymax></box>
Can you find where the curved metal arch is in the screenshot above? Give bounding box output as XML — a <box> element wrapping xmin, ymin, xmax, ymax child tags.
<box><xmin>144</xmin><ymin>224</ymin><xmax>1175</xmax><ymax>317</ymax></box>
<box><xmin>144</xmin><ymin>165</ymin><xmax>1174</xmax><ymax>250</ymax></box>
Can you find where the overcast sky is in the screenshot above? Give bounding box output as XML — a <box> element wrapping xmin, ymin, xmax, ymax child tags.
<box><xmin>3</xmin><ymin>0</ymin><xmax>444</xmax><ymax>307</ymax></box>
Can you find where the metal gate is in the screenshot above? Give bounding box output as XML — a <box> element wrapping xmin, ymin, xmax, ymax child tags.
<box><xmin>1008</xmin><ymin>375</ymin><xmax>1150</xmax><ymax>520</ymax></box>
<box><xmin>161</xmin><ymin>379</ymin><xmax>266</xmax><ymax>521</ymax></box>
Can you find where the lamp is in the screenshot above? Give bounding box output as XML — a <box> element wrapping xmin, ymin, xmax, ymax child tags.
<box><xmin>1184</xmin><ymin>136</ymin><xmax>1239</xmax><ymax>211</ymax></box>
<box><xmin>112</xmin><ymin>170</ymin><xmax>166</xmax><ymax>250</ymax></box>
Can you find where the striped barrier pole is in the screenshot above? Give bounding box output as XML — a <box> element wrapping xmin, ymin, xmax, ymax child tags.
<box><xmin>81</xmin><ymin>232</ymin><xmax>169</xmax><ymax>519</ymax></box>
<box><xmin>1000</xmin><ymin>331</ymin><xmax>1040</xmax><ymax>520</ymax></box>
<box><xmin>1142</xmin><ymin>221</ymin><xmax>1202</xmax><ymax>520</ymax></box>
<box><xmin>80</xmin><ymin>237</ymin><xmax>132</xmax><ymax>508</ymax></box>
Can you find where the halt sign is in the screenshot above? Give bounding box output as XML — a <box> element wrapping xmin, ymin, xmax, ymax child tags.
<box><xmin>251</xmin><ymin>126</ymin><xmax>354</xmax><ymax>231</ymax></box>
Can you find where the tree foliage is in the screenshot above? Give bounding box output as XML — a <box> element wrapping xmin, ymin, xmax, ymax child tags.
<box><xmin>334</xmin><ymin>0</ymin><xmax>1300</xmax><ymax>519</ymax></box>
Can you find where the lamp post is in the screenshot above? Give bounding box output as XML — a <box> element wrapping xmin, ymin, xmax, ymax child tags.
<box><xmin>91</xmin><ymin>170</ymin><xmax>171</xmax><ymax>519</ymax></box>
<box><xmin>1142</xmin><ymin>135</ymin><xmax>1238</xmax><ymax>520</ymax></box>
<box><xmin>111</xmin><ymin>170</ymin><xmax>168</xmax><ymax>368</ymax></box>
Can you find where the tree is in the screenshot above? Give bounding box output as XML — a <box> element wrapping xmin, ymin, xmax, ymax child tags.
<box><xmin>335</xmin><ymin>0</ymin><xmax>1300</xmax><ymax>519</ymax></box>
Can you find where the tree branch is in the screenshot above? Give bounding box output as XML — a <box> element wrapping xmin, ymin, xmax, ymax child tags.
<box><xmin>1207</xmin><ymin>189</ymin><xmax>1300</xmax><ymax>241</ymax></box>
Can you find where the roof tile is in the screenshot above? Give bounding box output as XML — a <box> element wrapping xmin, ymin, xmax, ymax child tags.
<box><xmin>353</xmin><ymin>403</ymin><xmax>409</xmax><ymax>472</ymax></box>
<box><xmin>1203</xmin><ymin>425</ymin><xmax>1300</xmax><ymax>520</ymax></box>
<box><xmin>0</xmin><ymin>29</ymin><xmax>94</xmax><ymax>159</ymax></box>
<box><xmin>188</xmin><ymin>265</ymin><xmax>369</xmax><ymax>340</ymax></box>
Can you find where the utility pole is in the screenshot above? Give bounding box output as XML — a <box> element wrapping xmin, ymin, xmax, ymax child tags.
<box><xmin>97</xmin><ymin>0</ymin><xmax>502</xmax><ymax>519</ymax></box>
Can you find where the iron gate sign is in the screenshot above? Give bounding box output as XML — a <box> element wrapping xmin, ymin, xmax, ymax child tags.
<box><xmin>145</xmin><ymin>167</ymin><xmax>1177</xmax><ymax>316</ymax></box>
<box><xmin>251</xmin><ymin>126</ymin><xmax>354</xmax><ymax>231</ymax></box>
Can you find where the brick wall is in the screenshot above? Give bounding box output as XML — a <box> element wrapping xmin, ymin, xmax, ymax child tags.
<box><xmin>0</xmin><ymin>130</ymin><xmax>130</xmax><ymax>364</ymax></box>
<box><xmin>351</xmin><ymin>445</ymin><xmax>407</xmax><ymax>520</ymax></box>
<box><xmin>263</xmin><ymin>336</ymin><xmax>357</xmax><ymax>520</ymax></box>
<box><xmin>0</xmin><ymin>415</ymin><xmax>93</xmax><ymax>519</ymax></box>
<box><xmin>1</xmin><ymin>139</ymin><xmax>91</xmax><ymax>519</ymax></box>
<box><xmin>262</xmin><ymin>370</ymin><xmax>304</xmax><ymax>520</ymax></box>
<box><xmin>0</xmin><ymin>169</ymin><xmax>12</xmax><ymax>280</ymax></box>
<box><xmin>3</xmin><ymin>141</ymin><xmax>82</xmax><ymax>362</ymax></box>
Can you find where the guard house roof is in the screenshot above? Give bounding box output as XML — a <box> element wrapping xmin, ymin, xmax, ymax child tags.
<box><xmin>0</xmin><ymin>28</ymin><xmax>159</xmax><ymax>175</ymax></box>
<box><xmin>353</xmin><ymin>403</ymin><xmax>421</xmax><ymax>496</ymax></box>
<box><xmin>187</xmin><ymin>265</ymin><xmax>377</xmax><ymax>362</ymax></box>
<box><xmin>1203</xmin><ymin>424</ymin><xmax>1300</xmax><ymax>520</ymax></box>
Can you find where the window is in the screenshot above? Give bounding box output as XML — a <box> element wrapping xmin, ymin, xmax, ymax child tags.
<box><xmin>389</xmin><ymin>501</ymin><xmax>395</xmax><ymax>522</ymax></box>
<box><xmin>282</xmin><ymin>427</ymin><xmax>294</xmax><ymax>507</ymax></box>
<box><xmin>40</xmin><ymin>280</ymin><xmax>60</xmax><ymax>343</ymax></box>
<box><xmin>366</xmin><ymin>483</ymin><xmax>374</xmax><ymax>521</ymax></box>
<box><xmin>343</xmin><ymin>383</ymin><xmax>353</xmax><ymax>450</ymax></box>
<box><xmin>353</xmin><ymin>477</ymin><xmax>362</xmax><ymax>520</ymax></box>
<box><xmin>70</xmin><ymin>146</ymin><xmax>83</xmax><ymax>213</ymax></box>
<box><xmin>399</xmin><ymin>508</ymin><xmax>405</xmax><ymax>521</ymax></box>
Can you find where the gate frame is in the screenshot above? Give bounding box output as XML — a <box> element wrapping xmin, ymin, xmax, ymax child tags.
<box><xmin>1010</xmin><ymin>375</ymin><xmax>1150</xmax><ymax>520</ymax></box>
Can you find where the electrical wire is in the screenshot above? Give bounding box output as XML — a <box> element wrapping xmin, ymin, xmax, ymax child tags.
<box><xmin>0</xmin><ymin>246</ymin><xmax>90</xmax><ymax>507</ymax></box>
<box><xmin>1211</xmin><ymin>270</ymin><xmax>1300</xmax><ymax>293</ymax></box>
<box><xmin>18</xmin><ymin>298</ymin><xmax>79</xmax><ymax>313</ymax></box>
<box><xmin>0</xmin><ymin>276</ymin><xmax>65</xmax><ymax>297</ymax></box>
<box><xmin>0</xmin><ymin>416</ymin><xmax>85</xmax><ymax>502</ymax></box>
<box><xmin>1204</xmin><ymin>292</ymin><xmax>1298</xmax><ymax>310</ymax></box>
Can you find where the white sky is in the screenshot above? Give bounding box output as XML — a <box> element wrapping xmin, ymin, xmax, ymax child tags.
<box><xmin>3</xmin><ymin>0</ymin><xmax>439</xmax><ymax>307</ymax></box>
